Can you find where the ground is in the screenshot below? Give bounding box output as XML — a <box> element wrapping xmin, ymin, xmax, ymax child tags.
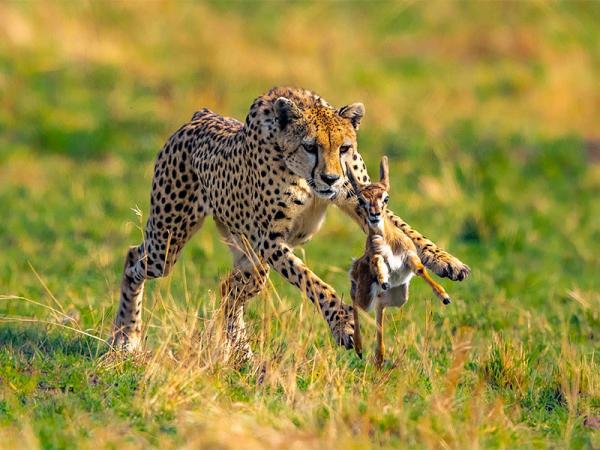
<box><xmin>0</xmin><ymin>2</ymin><xmax>599</xmax><ymax>449</ymax></box>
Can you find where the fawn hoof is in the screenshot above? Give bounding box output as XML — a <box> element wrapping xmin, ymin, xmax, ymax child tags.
<box><xmin>381</xmin><ymin>282</ymin><xmax>390</xmax><ymax>291</ymax></box>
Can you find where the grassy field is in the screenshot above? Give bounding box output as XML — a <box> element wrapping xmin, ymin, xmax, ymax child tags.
<box><xmin>0</xmin><ymin>2</ymin><xmax>599</xmax><ymax>448</ymax></box>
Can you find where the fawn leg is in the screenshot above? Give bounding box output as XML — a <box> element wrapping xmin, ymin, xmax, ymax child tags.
<box><xmin>371</xmin><ymin>254</ymin><xmax>390</xmax><ymax>290</ymax></box>
<box><xmin>349</xmin><ymin>280</ymin><xmax>363</xmax><ymax>358</ymax></box>
<box><xmin>408</xmin><ymin>254</ymin><xmax>451</xmax><ymax>305</ymax></box>
<box><xmin>352</xmin><ymin>300</ymin><xmax>363</xmax><ymax>359</ymax></box>
<box><xmin>375</xmin><ymin>300</ymin><xmax>385</xmax><ymax>368</ymax></box>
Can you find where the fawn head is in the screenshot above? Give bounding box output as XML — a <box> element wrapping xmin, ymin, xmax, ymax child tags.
<box><xmin>346</xmin><ymin>156</ymin><xmax>390</xmax><ymax>233</ymax></box>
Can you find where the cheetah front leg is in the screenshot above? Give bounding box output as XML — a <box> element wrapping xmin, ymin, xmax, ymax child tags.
<box><xmin>220</xmin><ymin>257</ymin><xmax>269</xmax><ymax>366</ymax></box>
<box><xmin>216</xmin><ymin>224</ymin><xmax>270</xmax><ymax>366</ymax></box>
<box><xmin>261</xmin><ymin>240</ymin><xmax>356</xmax><ymax>351</ymax></box>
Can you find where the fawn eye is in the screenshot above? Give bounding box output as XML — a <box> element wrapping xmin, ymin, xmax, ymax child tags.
<box><xmin>340</xmin><ymin>144</ymin><xmax>351</xmax><ymax>154</ymax></box>
<box><xmin>302</xmin><ymin>143</ymin><xmax>318</xmax><ymax>155</ymax></box>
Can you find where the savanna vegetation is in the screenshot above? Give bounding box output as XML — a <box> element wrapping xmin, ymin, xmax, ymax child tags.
<box><xmin>0</xmin><ymin>2</ymin><xmax>598</xmax><ymax>448</ymax></box>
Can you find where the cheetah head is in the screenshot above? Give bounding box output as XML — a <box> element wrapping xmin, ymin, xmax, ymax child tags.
<box><xmin>273</xmin><ymin>96</ymin><xmax>364</xmax><ymax>200</ymax></box>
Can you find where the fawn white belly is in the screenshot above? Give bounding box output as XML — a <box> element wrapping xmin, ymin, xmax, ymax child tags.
<box><xmin>369</xmin><ymin>252</ymin><xmax>415</xmax><ymax>308</ymax></box>
<box><xmin>387</xmin><ymin>253</ymin><xmax>414</xmax><ymax>287</ymax></box>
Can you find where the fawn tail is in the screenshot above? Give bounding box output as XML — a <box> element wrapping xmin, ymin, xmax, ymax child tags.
<box><xmin>408</xmin><ymin>255</ymin><xmax>451</xmax><ymax>305</ymax></box>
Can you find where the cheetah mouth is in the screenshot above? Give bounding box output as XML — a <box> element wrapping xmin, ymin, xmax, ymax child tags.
<box><xmin>308</xmin><ymin>179</ymin><xmax>339</xmax><ymax>200</ymax></box>
<box><xmin>315</xmin><ymin>188</ymin><xmax>337</xmax><ymax>199</ymax></box>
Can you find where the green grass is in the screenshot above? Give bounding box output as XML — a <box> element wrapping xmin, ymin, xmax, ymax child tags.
<box><xmin>0</xmin><ymin>2</ymin><xmax>599</xmax><ymax>449</ymax></box>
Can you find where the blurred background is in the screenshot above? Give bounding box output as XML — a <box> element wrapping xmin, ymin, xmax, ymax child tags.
<box><xmin>0</xmin><ymin>2</ymin><xmax>599</xmax><ymax>447</ymax></box>
<box><xmin>1</xmin><ymin>1</ymin><xmax>597</xmax><ymax>307</ymax></box>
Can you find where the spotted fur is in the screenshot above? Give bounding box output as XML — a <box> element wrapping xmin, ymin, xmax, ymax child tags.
<box><xmin>110</xmin><ymin>87</ymin><xmax>470</xmax><ymax>361</ymax></box>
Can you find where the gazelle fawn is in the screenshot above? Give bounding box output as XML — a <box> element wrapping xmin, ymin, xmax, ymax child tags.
<box><xmin>347</xmin><ymin>156</ymin><xmax>451</xmax><ymax>366</ymax></box>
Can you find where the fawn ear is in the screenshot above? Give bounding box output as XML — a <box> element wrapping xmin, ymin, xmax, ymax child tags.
<box><xmin>274</xmin><ymin>97</ymin><xmax>302</xmax><ymax>131</ymax></box>
<box><xmin>337</xmin><ymin>103</ymin><xmax>365</xmax><ymax>130</ymax></box>
<box><xmin>379</xmin><ymin>156</ymin><xmax>390</xmax><ymax>190</ymax></box>
<box><xmin>345</xmin><ymin>162</ymin><xmax>364</xmax><ymax>197</ymax></box>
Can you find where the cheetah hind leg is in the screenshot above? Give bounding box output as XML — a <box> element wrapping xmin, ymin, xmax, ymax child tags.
<box><xmin>110</xmin><ymin>245</ymin><xmax>146</xmax><ymax>352</ymax></box>
<box><xmin>110</xmin><ymin>213</ymin><xmax>206</xmax><ymax>353</ymax></box>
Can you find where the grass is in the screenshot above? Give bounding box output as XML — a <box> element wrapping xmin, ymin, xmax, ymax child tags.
<box><xmin>0</xmin><ymin>1</ymin><xmax>599</xmax><ymax>448</ymax></box>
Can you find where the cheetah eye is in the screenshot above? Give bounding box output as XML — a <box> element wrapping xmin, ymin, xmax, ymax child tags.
<box><xmin>302</xmin><ymin>143</ymin><xmax>318</xmax><ymax>155</ymax></box>
<box><xmin>357</xmin><ymin>197</ymin><xmax>366</xmax><ymax>207</ymax></box>
<box><xmin>340</xmin><ymin>144</ymin><xmax>351</xmax><ymax>154</ymax></box>
<box><xmin>383</xmin><ymin>195</ymin><xmax>389</xmax><ymax>204</ymax></box>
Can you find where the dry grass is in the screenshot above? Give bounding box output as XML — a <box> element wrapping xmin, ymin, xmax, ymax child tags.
<box><xmin>0</xmin><ymin>1</ymin><xmax>599</xmax><ymax>449</ymax></box>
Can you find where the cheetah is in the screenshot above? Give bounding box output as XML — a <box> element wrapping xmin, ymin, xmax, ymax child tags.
<box><xmin>347</xmin><ymin>156</ymin><xmax>451</xmax><ymax>365</ymax></box>
<box><xmin>110</xmin><ymin>87</ymin><xmax>470</xmax><ymax>362</ymax></box>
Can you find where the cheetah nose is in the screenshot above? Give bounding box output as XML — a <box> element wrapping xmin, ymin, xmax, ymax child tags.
<box><xmin>320</xmin><ymin>173</ymin><xmax>340</xmax><ymax>186</ymax></box>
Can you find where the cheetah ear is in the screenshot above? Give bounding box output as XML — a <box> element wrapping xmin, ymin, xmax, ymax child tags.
<box><xmin>379</xmin><ymin>156</ymin><xmax>390</xmax><ymax>191</ymax></box>
<box><xmin>337</xmin><ymin>102</ymin><xmax>365</xmax><ymax>130</ymax></box>
<box><xmin>274</xmin><ymin>97</ymin><xmax>302</xmax><ymax>131</ymax></box>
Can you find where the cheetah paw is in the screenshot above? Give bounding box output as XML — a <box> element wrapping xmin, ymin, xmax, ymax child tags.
<box><xmin>435</xmin><ymin>256</ymin><xmax>471</xmax><ymax>281</ymax></box>
<box><xmin>330</xmin><ymin>304</ymin><xmax>356</xmax><ymax>351</ymax></box>
<box><xmin>223</xmin><ymin>339</ymin><xmax>254</xmax><ymax>368</ymax></box>
<box><xmin>108</xmin><ymin>329</ymin><xmax>142</xmax><ymax>353</ymax></box>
